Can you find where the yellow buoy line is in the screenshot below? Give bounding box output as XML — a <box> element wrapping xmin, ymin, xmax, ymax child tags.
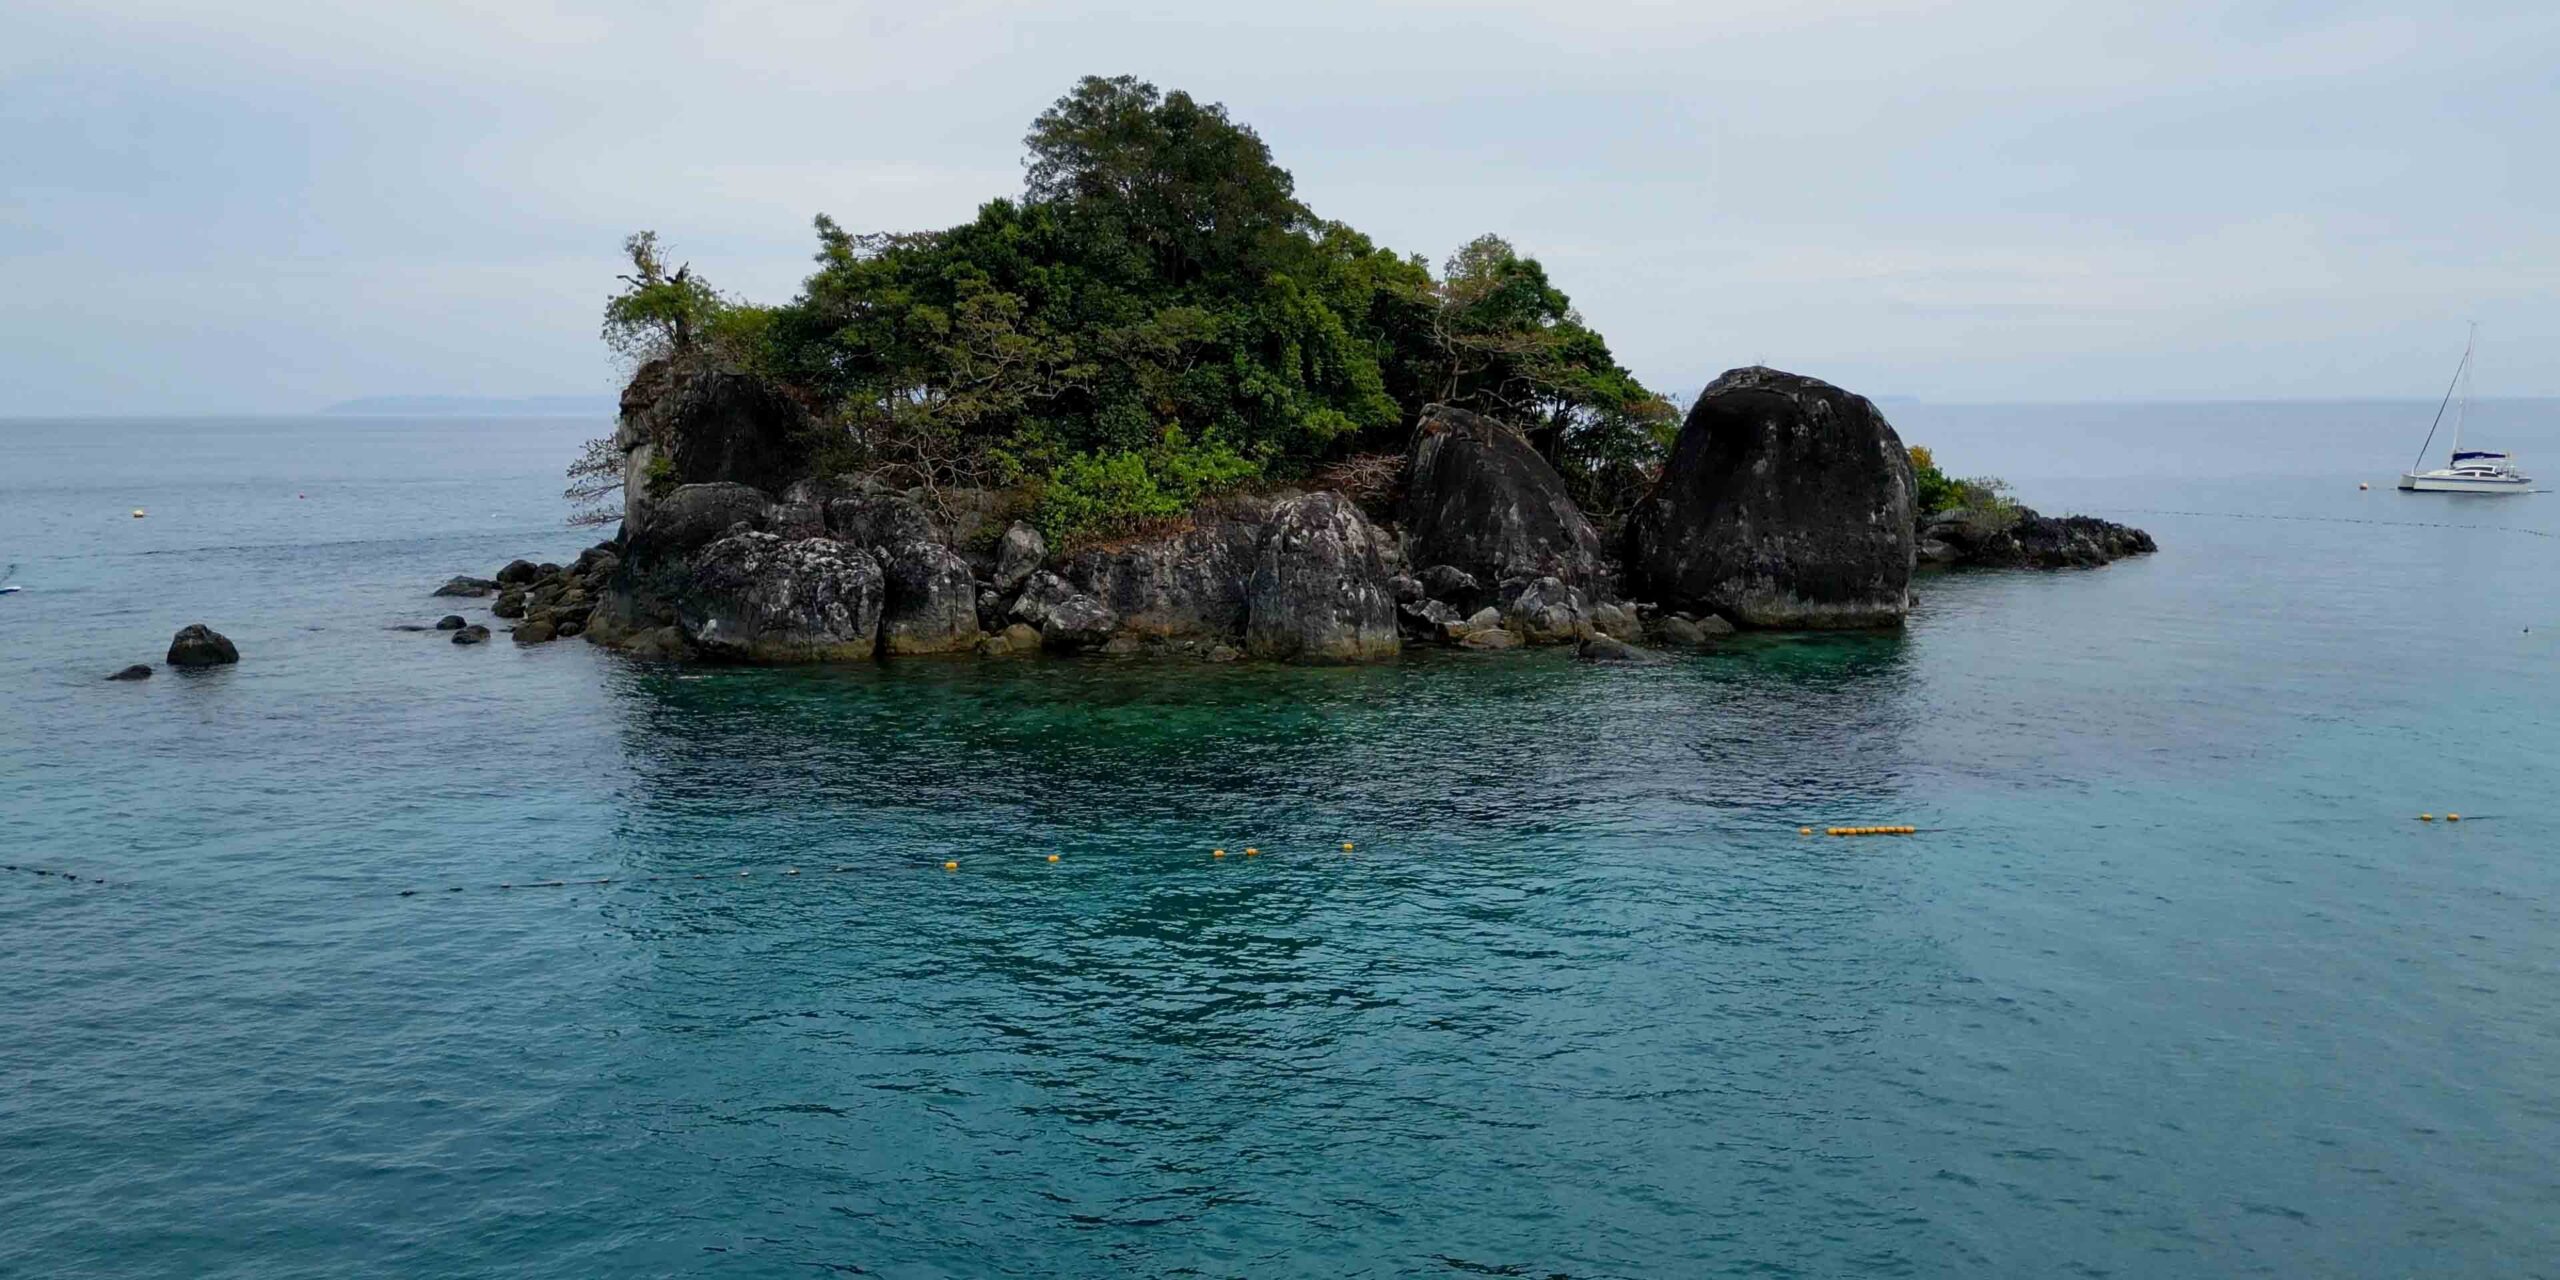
<box><xmin>1822</xmin><ymin>826</ymin><xmax>1918</xmax><ymax>837</ymax></box>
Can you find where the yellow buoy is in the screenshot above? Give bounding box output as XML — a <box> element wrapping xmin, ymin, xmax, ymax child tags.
<box><xmin>1800</xmin><ymin>827</ymin><xmax>1812</xmax><ymax>836</ymax></box>
<box><xmin>943</xmin><ymin>860</ymin><xmax>959</xmax><ymax>871</ymax></box>
<box><xmin>1212</xmin><ymin>848</ymin><xmax>1226</xmax><ymax>858</ymax></box>
<box><xmin>1047</xmin><ymin>853</ymin><xmax>1061</xmax><ymax>862</ymax></box>
<box><xmin>1342</xmin><ymin>842</ymin><xmax>1355</xmax><ymax>851</ymax></box>
<box><xmin>1245</xmin><ymin>847</ymin><xmax>1259</xmax><ymax>856</ymax></box>
<box><xmin>2419</xmin><ymin>814</ymin><xmax>2433</xmax><ymax>822</ymax></box>
<box><xmin>2446</xmin><ymin>813</ymin><xmax>2461</xmax><ymax>822</ymax></box>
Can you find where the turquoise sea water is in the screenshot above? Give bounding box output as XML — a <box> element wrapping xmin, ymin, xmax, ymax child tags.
<box><xmin>4</xmin><ymin>407</ymin><xmax>2558</xmax><ymax>1278</ymax></box>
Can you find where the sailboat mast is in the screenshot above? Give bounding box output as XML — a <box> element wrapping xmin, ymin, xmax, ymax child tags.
<box><xmin>2413</xmin><ymin>328</ymin><xmax>2473</xmax><ymax>470</ymax></box>
<box><xmin>2452</xmin><ymin>323</ymin><xmax>2476</xmax><ymax>459</ymax></box>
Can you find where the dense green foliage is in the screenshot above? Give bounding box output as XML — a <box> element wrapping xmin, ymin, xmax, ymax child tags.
<box><xmin>600</xmin><ymin>76</ymin><xmax>1674</xmax><ymax>544</ymax></box>
<box><xmin>1907</xmin><ymin>445</ymin><xmax>2013</xmax><ymax>519</ymax></box>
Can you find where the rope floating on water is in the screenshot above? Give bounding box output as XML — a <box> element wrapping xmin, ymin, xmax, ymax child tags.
<box><xmin>2095</xmin><ymin>507</ymin><xmax>2559</xmax><ymax>538</ymax></box>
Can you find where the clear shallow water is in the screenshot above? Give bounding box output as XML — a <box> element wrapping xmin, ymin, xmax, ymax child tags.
<box><xmin>3</xmin><ymin>409</ymin><xmax>2557</xmax><ymax>1278</ymax></box>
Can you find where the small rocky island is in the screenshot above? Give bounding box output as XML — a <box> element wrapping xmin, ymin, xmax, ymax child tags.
<box><xmin>431</xmin><ymin>76</ymin><xmax>2151</xmax><ymax>666</ymax></box>
<box><xmin>440</xmin><ymin>363</ymin><xmax>2150</xmax><ymax>666</ymax></box>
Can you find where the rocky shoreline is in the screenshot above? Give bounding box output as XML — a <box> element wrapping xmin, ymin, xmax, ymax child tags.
<box><xmin>422</xmin><ymin>365</ymin><xmax>2154</xmax><ymax>666</ymax></box>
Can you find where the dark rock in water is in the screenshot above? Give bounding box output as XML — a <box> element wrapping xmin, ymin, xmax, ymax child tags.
<box><xmin>1626</xmin><ymin>366</ymin><xmax>1915</xmax><ymax>629</ymax></box>
<box><xmin>1459</xmin><ymin>627</ymin><xmax>1521</xmax><ymax>650</ymax></box>
<box><xmin>878</xmin><ymin>539</ymin><xmax>983</xmax><ymax>655</ymax></box>
<box><xmin>1589</xmin><ymin>600</ymin><xmax>1642</xmax><ymax>640</ymax></box>
<box><xmin>1402</xmin><ymin>405</ymin><xmax>1615</xmax><ymax>593</ymax></box>
<box><xmin>1501</xmin><ymin>575</ymin><xmax>1593</xmax><ymax>646</ymax></box>
<box><xmin>825</xmin><ymin>492</ymin><xmax>939</xmax><ymax>553</ymax></box>
<box><xmin>433</xmin><ymin>575</ymin><xmax>498</xmax><ymax>597</ymax></box>
<box><xmin>623</xmin><ymin>625</ymin><xmax>693</xmax><ymax>661</ymax></box>
<box><xmin>1653</xmin><ymin>613</ymin><xmax>1735</xmax><ymax>647</ymax></box>
<box><xmin>1244</xmin><ymin>492</ymin><xmax>1399</xmax><ymax>663</ymax></box>
<box><xmin>491</xmin><ymin>589</ymin><xmax>526</xmax><ymax>620</ymax></box>
<box><xmin>1100</xmin><ymin>633</ymin><xmax>1144</xmax><ymax>656</ymax></box>
<box><xmin>628</xmin><ymin>482</ymin><xmax>770</xmax><ymax>559</ymax></box>
<box><xmin>1922</xmin><ymin>506</ymin><xmax>2155</xmax><ymax>569</ymax></box>
<box><xmin>388</xmin><ymin>624</ymin><xmax>433</xmax><ymax>632</ymax></box>
<box><xmin>1010</xmin><ymin>571</ymin><xmax>1117</xmax><ymax>649</ymax></box>
<box><xmin>166</xmin><ymin>623</ymin><xmax>239</xmax><ymax>667</ymax></box>
<box><xmin>1061</xmin><ymin>518</ymin><xmax>1260</xmax><ymax>641</ymax></box>
<box><xmin>678</xmin><ymin>532</ymin><xmax>883</xmax><ymax>662</ymax></box>
<box><xmin>451</xmin><ymin>624</ymin><xmax>491</xmax><ymax>645</ymax></box>
<box><xmin>994</xmin><ymin>522</ymin><xmax>1046</xmax><ymax>592</ymax></box>
<box><xmin>495</xmin><ymin>559</ymin><xmax>540</xmax><ymax>586</ymax></box>
<box><xmin>106</xmin><ymin>664</ymin><xmax>153</xmax><ymax>681</ymax></box>
<box><xmin>1576</xmin><ymin>635</ymin><xmax>1664</xmax><ymax>663</ymax></box>
<box><xmin>1418</xmin><ymin>564</ymin><xmax>1483</xmax><ymax>607</ymax></box>
<box><xmin>572</xmin><ymin>545</ymin><xmax>620</xmax><ymax>577</ymax></box>
<box><xmin>434</xmin><ymin>615</ymin><xmax>467</xmax><ymax>631</ymax></box>
<box><xmin>513</xmin><ymin>617</ymin><xmax>558</xmax><ymax>645</ymax></box>
<box><xmin>556</xmin><ymin>618</ymin><xmax>585</xmax><ymax>639</ymax></box>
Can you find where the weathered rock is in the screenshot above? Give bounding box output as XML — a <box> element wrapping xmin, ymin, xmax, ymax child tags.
<box><xmin>513</xmin><ymin>617</ymin><xmax>558</xmax><ymax>645</ymax></box>
<box><xmin>678</xmin><ymin>532</ymin><xmax>884</xmax><ymax>662</ymax></box>
<box><xmin>1100</xmin><ymin>634</ymin><xmax>1144</xmax><ymax>656</ymax></box>
<box><xmin>1418</xmin><ymin>564</ymin><xmax>1484</xmax><ymax>608</ymax></box>
<box><xmin>1387</xmin><ymin>574</ymin><xmax>1424</xmax><ymax>604</ymax></box>
<box><xmin>557</xmin><ymin>618</ymin><xmax>585</xmax><ymax>639</ymax></box>
<box><xmin>106</xmin><ymin>664</ymin><xmax>152</xmax><ymax>681</ymax></box>
<box><xmin>1061</xmin><ymin>518</ymin><xmax>1261</xmax><ymax>640</ymax></box>
<box><xmin>433</xmin><ymin>576</ymin><xmax>498</xmax><ymax>597</ymax></box>
<box><xmin>825</xmin><ymin>493</ymin><xmax>939</xmax><ymax>553</ymax></box>
<box><xmin>614</xmin><ymin>360</ymin><xmax>812</xmax><ymax>532</ymax></box>
<box><xmin>434</xmin><ymin>615</ymin><xmax>468</xmax><ymax>631</ymax></box>
<box><xmin>166</xmin><ymin>624</ymin><xmax>239</xmax><ymax>667</ymax></box>
<box><xmin>1917</xmin><ymin>538</ymin><xmax>1962</xmax><ymax>565</ymax></box>
<box><xmin>492</xmin><ymin>589</ymin><xmax>527</xmax><ymax>620</ymax></box>
<box><xmin>998</xmin><ymin>622</ymin><xmax>1044</xmax><ymax>654</ymax></box>
<box><xmin>1399</xmin><ymin>598</ymin><xmax>1461</xmax><ymax>639</ymax></box>
<box><xmin>628</xmin><ymin>482</ymin><xmax>770</xmax><ymax>558</ymax></box>
<box><xmin>1010</xmin><ymin>572</ymin><xmax>1118</xmax><ymax>649</ymax></box>
<box><xmin>1654</xmin><ymin>614</ymin><xmax>1732</xmax><ymax>647</ymax></box>
<box><xmin>1244</xmin><ymin>492</ymin><xmax>1399</xmax><ymax>663</ymax></box>
<box><xmin>1206</xmin><ymin>644</ymin><xmax>1241</xmax><ymax>663</ymax></box>
<box><xmin>1590</xmin><ymin>600</ymin><xmax>1643</xmax><ymax>641</ymax></box>
<box><xmin>496</xmin><ymin>560</ymin><xmax>540</xmax><ymax>586</ymax></box>
<box><xmin>1463</xmin><ymin>606</ymin><xmax>1501</xmax><ymax>632</ymax></box>
<box><xmin>1576</xmin><ymin>635</ymin><xmax>1665</xmax><ymax>663</ymax></box>
<box><xmin>1923</xmin><ymin>506</ymin><xmax>2156</xmax><ymax>569</ymax></box>
<box><xmin>993</xmin><ymin>522</ymin><xmax>1047</xmax><ymax>592</ymax></box>
<box><xmin>622</xmin><ymin>625</ymin><xmax>693</xmax><ymax>661</ymax></box>
<box><xmin>1460</xmin><ymin>627</ymin><xmax>1521</xmax><ymax>650</ymax></box>
<box><xmin>1501</xmin><ymin>576</ymin><xmax>1593</xmax><ymax>645</ymax></box>
<box><xmin>572</xmin><ymin>545</ymin><xmax>620</xmax><ymax>577</ymax></box>
<box><xmin>1626</xmin><ymin>366</ymin><xmax>1916</xmax><ymax>628</ymax></box>
<box><xmin>450</xmin><ymin>624</ymin><xmax>491</xmax><ymax>645</ymax></box>
<box><xmin>878</xmin><ymin>540</ymin><xmax>982</xmax><ymax>655</ymax></box>
<box><xmin>1402</xmin><ymin>404</ymin><xmax>1614</xmax><ymax>592</ymax></box>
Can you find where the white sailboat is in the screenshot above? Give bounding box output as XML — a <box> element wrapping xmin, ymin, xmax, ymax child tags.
<box><xmin>2398</xmin><ymin>326</ymin><xmax>2533</xmax><ymax>493</ymax></box>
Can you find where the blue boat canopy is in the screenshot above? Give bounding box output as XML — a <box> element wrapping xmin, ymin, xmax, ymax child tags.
<box><xmin>2452</xmin><ymin>450</ymin><xmax>2508</xmax><ymax>462</ymax></box>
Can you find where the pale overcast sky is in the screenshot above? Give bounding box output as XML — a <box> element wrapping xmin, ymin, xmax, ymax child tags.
<box><xmin>6</xmin><ymin>0</ymin><xmax>2557</xmax><ymax>414</ymax></box>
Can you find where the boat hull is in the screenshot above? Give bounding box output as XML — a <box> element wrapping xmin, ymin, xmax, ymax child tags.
<box><xmin>2396</xmin><ymin>471</ymin><xmax>2534</xmax><ymax>493</ymax></box>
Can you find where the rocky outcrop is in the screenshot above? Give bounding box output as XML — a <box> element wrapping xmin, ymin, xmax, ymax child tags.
<box><xmin>1920</xmin><ymin>506</ymin><xmax>2155</xmax><ymax>569</ymax></box>
<box><xmin>1061</xmin><ymin>517</ymin><xmax>1261</xmax><ymax>640</ymax></box>
<box><xmin>166</xmin><ymin>624</ymin><xmax>238</xmax><ymax>667</ymax></box>
<box><xmin>433</xmin><ymin>576</ymin><xmax>498</xmax><ymax>597</ymax></box>
<box><xmin>878</xmin><ymin>540</ymin><xmax>981</xmax><ymax>655</ymax></box>
<box><xmin>1626</xmin><ymin>366</ymin><xmax>1916</xmax><ymax>629</ymax></box>
<box><xmin>1402</xmin><ymin>404</ymin><xmax>1614</xmax><ymax>593</ymax></box>
<box><xmin>826</xmin><ymin>491</ymin><xmax>939</xmax><ymax>552</ymax></box>
<box><xmin>678</xmin><ymin>532</ymin><xmax>883</xmax><ymax>662</ymax></box>
<box><xmin>615</xmin><ymin>359</ymin><xmax>811</xmax><ymax>530</ymax></box>
<box><xmin>451</xmin><ymin>624</ymin><xmax>491</xmax><ymax>645</ymax></box>
<box><xmin>1009</xmin><ymin>571</ymin><xmax>1117</xmax><ymax>649</ymax></box>
<box><xmin>106</xmin><ymin>664</ymin><xmax>152</xmax><ymax>681</ymax></box>
<box><xmin>993</xmin><ymin>522</ymin><xmax>1046</xmax><ymax>592</ymax></box>
<box><xmin>1244</xmin><ymin>493</ymin><xmax>1399</xmax><ymax>662</ymax></box>
<box><xmin>626</xmin><ymin>482</ymin><xmax>769</xmax><ymax>559</ymax></box>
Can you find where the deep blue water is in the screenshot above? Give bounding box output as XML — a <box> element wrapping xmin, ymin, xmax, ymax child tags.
<box><xmin>4</xmin><ymin>407</ymin><xmax>2558</xmax><ymax>1278</ymax></box>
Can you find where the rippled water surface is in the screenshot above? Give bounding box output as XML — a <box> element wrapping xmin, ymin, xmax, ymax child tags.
<box><xmin>4</xmin><ymin>411</ymin><xmax>2558</xmax><ymax>1277</ymax></box>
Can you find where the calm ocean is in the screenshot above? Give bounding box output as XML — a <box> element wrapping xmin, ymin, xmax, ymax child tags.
<box><xmin>3</xmin><ymin>402</ymin><xmax>2556</xmax><ymax>1278</ymax></box>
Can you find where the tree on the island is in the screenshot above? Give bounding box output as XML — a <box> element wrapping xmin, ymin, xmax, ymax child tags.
<box><xmin>601</xmin><ymin>231</ymin><xmax>727</xmax><ymax>365</ymax></box>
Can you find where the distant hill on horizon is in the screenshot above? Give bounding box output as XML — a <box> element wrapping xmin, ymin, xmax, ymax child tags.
<box><xmin>320</xmin><ymin>394</ymin><xmax>614</xmax><ymax>418</ymax></box>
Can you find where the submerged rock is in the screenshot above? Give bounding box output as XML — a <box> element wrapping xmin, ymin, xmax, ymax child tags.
<box><xmin>1460</xmin><ymin>627</ymin><xmax>1521</xmax><ymax>651</ymax></box>
<box><xmin>434</xmin><ymin>615</ymin><xmax>468</xmax><ymax>631</ymax></box>
<box><xmin>433</xmin><ymin>576</ymin><xmax>498</xmax><ymax>597</ymax></box>
<box><xmin>106</xmin><ymin>664</ymin><xmax>153</xmax><ymax>681</ymax></box>
<box><xmin>450</xmin><ymin>624</ymin><xmax>492</xmax><ymax>645</ymax></box>
<box><xmin>1576</xmin><ymin>635</ymin><xmax>1665</xmax><ymax>663</ymax></box>
<box><xmin>166</xmin><ymin>624</ymin><xmax>239</xmax><ymax>667</ymax></box>
<box><xmin>1626</xmin><ymin>366</ymin><xmax>1916</xmax><ymax>629</ymax></box>
<box><xmin>1243</xmin><ymin>492</ymin><xmax>1399</xmax><ymax>663</ymax></box>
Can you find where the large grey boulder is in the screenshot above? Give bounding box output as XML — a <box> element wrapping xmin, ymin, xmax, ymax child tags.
<box><xmin>1009</xmin><ymin>571</ymin><xmax>1118</xmax><ymax>649</ymax></box>
<box><xmin>1244</xmin><ymin>492</ymin><xmax>1399</xmax><ymax>663</ymax></box>
<box><xmin>627</xmin><ymin>482</ymin><xmax>770</xmax><ymax>559</ymax></box>
<box><xmin>1500</xmin><ymin>575</ymin><xmax>1593</xmax><ymax>646</ymax></box>
<box><xmin>677</xmin><ymin>532</ymin><xmax>883</xmax><ymax>662</ymax></box>
<box><xmin>166</xmin><ymin>624</ymin><xmax>239</xmax><ymax>667</ymax></box>
<box><xmin>993</xmin><ymin>522</ymin><xmax>1047</xmax><ymax>592</ymax></box>
<box><xmin>1060</xmin><ymin>518</ymin><xmax>1261</xmax><ymax>641</ymax></box>
<box><xmin>1401</xmin><ymin>405</ymin><xmax>1614</xmax><ymax>592</ymax></box>
<box><xmin>825</xmin><ymin>492</ymin><xmax>939</xmax><ymax>552</ymax></box>
<box><xmin>878</xmin><ymin>540</ymin><xmax>982</xmax><ymax>655</ymax></box>
<box><xmin>1625</xmin><ymin>366</ymin><xmax>1916</xmax><ymax>628</ymax></box>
